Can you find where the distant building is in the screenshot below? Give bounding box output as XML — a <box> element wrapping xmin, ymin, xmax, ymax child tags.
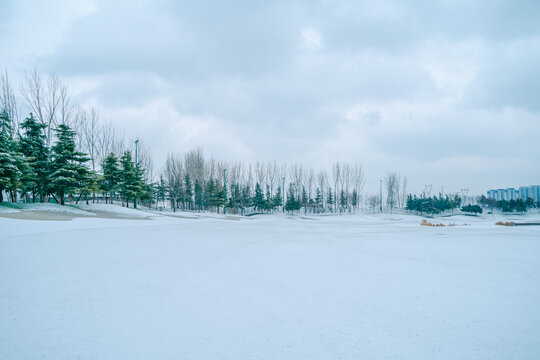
<box><xmin>506</xmin><ymin>188</ymin><xmax>518</xmax><ymax>201</ymax></box>
<box><xmin>487</xmin><ymin>185</ymin><xmax>539</xmax><ymax>203</ymax></box>
<box><xmin>519</xmin><ymin>186</ymin><xmax>530</xmax><ymax>201</ymax></box>
<box><xmin>530</xmin><ymin>185</ymin><xmax>540</xmax><ymax>203</ymax></box>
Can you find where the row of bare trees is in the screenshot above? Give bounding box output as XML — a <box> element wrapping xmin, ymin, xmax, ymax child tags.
<box><xmin>163</xmin><ymin>148</ymin><xmax>367</xmax><ymax>213</ymax></box>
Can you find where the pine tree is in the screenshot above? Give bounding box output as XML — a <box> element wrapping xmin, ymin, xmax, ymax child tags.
<box><xmin>326</xmin><ymin>187</ymin><xmax>334</xmax><ymax>211</ymax></box>
<box><xmin>265</xmin><ymin>185</ymin><xmax>274</xmax><ymax>212</ymax></box>
<box><xmin>102</xmin><ymin>153</ymin><xmax>121</xmax><ymax>204</ymax></box>
<box><xmin>79</xmin><ymin>171</ymin><xmax>101</xmax><ymax>204</ymax></box>
<box><xmin>156</xmin><ymin>175</ymin><xmax>168</xmax><ymax>208</ymax></box>
<box><xmin>240</xmin><ymin>184</ymin><xmax>252</xmax><ymax>213</ymax></box>
<box><xmin>285</xmin><ymin>184</ymin><xmax>301</xmax><ymax>214</ymax></box>
<box><xmin>184</xmin><ymin>174</ymin><xmax>193</xmax><ymax>210</ymax></box>
<box><xmin>315</xmin><ymin>187</ymin><xmax>322</xmax><ymax>212</ymax></box>
<box><xmin>205</xmin><ymin>178</ymin><xmax>216</xmax><ymax>210</ymax></box>
<box><xmin>19</xmin><ymin>113</ymin><xmax>49</xmax><ymax>202</ymax></box>
<box><xmin>49</xmin><ymin>124</ymin><xmax>89</xmax><ymax>205</ymax></box>
<box><xmin>0</xmin><ymin>111</ymin><xmax>20</xmax><ymax>203</ymax></box>
<box><xmin>351</xmin><ymin>189</ymin><xmax>358</xmax><ymax>209</ymax></box>
<box><xmin>301</xmin><ymin>186</ymin><xmax>308</xmax><ymax>214</ymax></box>
<box><xmin>194</xmin><ymin>180</ymin><xmax>203</xmax><ymax>210</ymax></box>
<box><xmin>272</xmin><ymin>186</ymin><xmax>283</xmax><ymax>210</ymax></box>
<box><xmin>253</xmin><ymin>182</ymin><xmax>265</xmax><ymax>211</ymax></box>
<box><xmin>339</xmin><ymin>189</ymin><xmax>347</xmax><ymax>212</ymax></box>
<box><xmin>119</xmin><ymin>151</ymin><xmax>141</xmax><ymax>207</ymax></box>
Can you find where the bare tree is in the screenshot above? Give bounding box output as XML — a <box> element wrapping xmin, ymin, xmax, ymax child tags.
<box><xmin>0</xmin><ymin>70</ymin><xmax>19</xmax><ymax>132</ymax></box>
<box><xmin>401</xmin><ymin>176</ymin><xmax>408</xmax><ymax>208</ymax></box>
<box><xmin>317</xmin><ymin>169</ymin><xmax>327</xmax><ymax>208</ymax></box>
<box><xmin>81</xmin><ymin>107</ymin><xmax>101</xmax><ymax>172</ymax></box>
<box><xmin>352</xmin><ymin>164</ymin><xmax>365</xmax><ymax>211</ymax></box>
<box><xmin>332</xmin><ymin>162</ymin><xmax>341</xmax><ymax>212</ymax></box>
<box><xmin>184</xmin><ymin>148</ymin><xmax>205</xmax><ymax>185</ymax></box>
<box><xmin>266</xmin><ymin>161</ymin><xmax>278</xmax><ymax>195</ymax></box>
<box><xmin>385</xmin><ymin>171</ymin><xmax>401</xmax><ymax>213</ymax></box>
<box><xmin>58</xmin><ymin>81</ymin><xmax>74</xmax><ymax>126</ymax></box>
<box><xmin>306</xmin><ymin>168</ymin><xmax>315</xmax><ymax>201</ymax></box>
<box><xmin>367</xmin><ymin>194</ymin><xmax>380</xmax><ymax>213</ymax></box>
<box><xmin>289</xmin><ymin>163</ymin><xmax>304</xmax><ymax>197</ymax></box>
<box><xmin>164</xmin><ymin>153</ymin><xmax>184</xmax><ymax>212</ymax></box>
<box><xmin>21</xmin><ymin>70</ymin><xmax>63</xmax><ymax>146</ymax></box>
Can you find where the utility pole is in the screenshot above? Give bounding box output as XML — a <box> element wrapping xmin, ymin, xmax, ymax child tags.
<box><xmin>379</xmin><ymin>179</ymin><xmax>383</xmax><ymax>213</ymax></box>
<box><xmin>223</xmin><ymin>169</ymin><xmax>227</xmax><ymax>214</ymax></box>
<box><xmin>134</xmin><ymin>139</ymin><xmax>139</xmax><ymax>209</ymax></box>
<box><xmin>282</xmin><ymin>176</ymin><xmax>285</xmax><ymax>212</ymax></box>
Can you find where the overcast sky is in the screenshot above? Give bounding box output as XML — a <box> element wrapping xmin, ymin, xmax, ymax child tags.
<box><xmin>1</xmin><ymin>0</ymin><xmax>539</xmax><ymax>194</ymax></box>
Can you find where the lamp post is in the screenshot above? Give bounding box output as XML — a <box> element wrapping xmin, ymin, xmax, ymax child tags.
<box><xmin>134</xmin><ymin>139</ymin><xmax>139</xmax><ymax>209</ymax></box>
<box><xmin>282</xmin><ymin>176</ymin><xmax>285</xmax><ymax>212</ymax></box>
<box><xmin>223</xmin><ymin>168</ymin><xmax>227</xmax><ymax>214</ymax></box>
<box><xmin>379</xmin><ymin>179</ymin><xmax>382</xmax><ymax>213</ymax></box>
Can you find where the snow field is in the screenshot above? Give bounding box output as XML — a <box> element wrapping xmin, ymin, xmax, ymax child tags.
<box><xmin>1</xmin><ymin>213</ymin><xmax>539</xmax><ymax>359</ymax></box>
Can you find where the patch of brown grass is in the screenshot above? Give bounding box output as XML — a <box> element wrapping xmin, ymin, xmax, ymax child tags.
<box><xmin>496</xmin><ymin>221</ymin><xmax>515</xmax><ymax>226</ymax></box>
<box><xmin>421</xmin><ymin>219</ymin><xmax>446</xmax><ymax>227</ymax></box>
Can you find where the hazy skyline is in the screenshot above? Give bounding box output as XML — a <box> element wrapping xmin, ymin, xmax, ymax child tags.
<box><xmin>2</xmin><ymin>0</ymin><xmax>539</xmax><ymax>194</ymax></box>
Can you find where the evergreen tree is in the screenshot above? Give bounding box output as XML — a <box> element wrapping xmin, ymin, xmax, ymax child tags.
<box><xmin>194</xmin><ymin>180</ymin><xmax>203</xmax><ymax>210</ymax></box>
<box><xmin>18</xmin><ymin>113</ymin><xmax>49</xmax><ymax>202</ymax></box>
<box><xmin>205</xmin><ymin>178</ymin><xmax>216</xmax><ymax>210</ymax></box>
<box><xmin>240</xmin><ymin>184</ymin><xmax>252</xmax><ymax>213</ymax></box>
<box><xmin>79</xmin><ymin>171</ymin><xmax>101</xmax><ymax>204</ymax></box>
<box><xmin>156</xmin><ymin>175</ymin><xmax>168</xmax><ymax>208</ymax></box>
<box><xmin>339</xmin><ymin>189</ymin><xmax>347</xmax><ymax>211</ymax></box>
<box><xmin>285</xmin><ymin>184</ymin><xmax>301</xmax><ymax>214</ymax></box>
<box><xmin>301</xmin><ymin>186</ymin><xmax>308</xmax><ymax>214</ymax></box>
<box><xmin>272</xmin><ymin>186</ymin><xmax>283</xmax><ymax>210</ymax></box>
<box><xmin>102</xmin><ymin>153</ymin><xmax>121</xmax><ymax>204</ymax></box>
<box><xmin>315</xmin><ymin>187</ymin><xmax>322</xmax><ymax>212</ymax></box>
<box><xmin>49</xmin><ymin>124</ymin><xmax>89</xmax><ymax>205</ymax></box>
<box><xmin>119</xmin><ymin>151</ymin><xmax>142</xmax><ymax>207</ymax></box>
<box><xmin>326</xmin><ymin>187</ymin><xmax>334</xmax><ymax>211</ymax></box>
<box><xmin>253</xmin><ymin>182</ymin><xmax>265</xmax><ymax>211</ymax></box>
<box><xmin>265</xmin><ymin>185</ymin><xmax>274</xmax><ymax>212</ymax></box>
<box><xmin>231</xmin><ymin>183</ymin><xmax>242</xmax><ymax>213</ymax></box>
<box><xmin>184</xmin><ymin>174</ymin><xmax>193</xmax><ymax>209</ymax></box>
<box><xmin>351</xmin><ymin>189</ymin><xmax>358</xmax><ymax>209</ymax></box>
<box><xmin>0</xmin><ymin>111</ymin><xmax>20</xmax><ymax>203</ymax></box>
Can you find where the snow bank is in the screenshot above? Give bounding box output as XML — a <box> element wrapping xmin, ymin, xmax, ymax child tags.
<box><xmin>0</xmin><ymin>205</ymin><xmax>20</xmax><ymax>213</ymax></box>
<box><xmin>4</xmin><ymin>202</ymin><xmax>95</xmax><ymax>215</ymax></box>
<box><xmin>75</xmin><ymin>203</ymin><xmax>154</xmax><ymax>218</ymax></box>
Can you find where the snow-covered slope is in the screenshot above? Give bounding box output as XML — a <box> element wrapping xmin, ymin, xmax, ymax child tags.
<box><xmin>1</xmin><ymin>214</ymin><xmax>539</xmax><ymax>359</ymax></box>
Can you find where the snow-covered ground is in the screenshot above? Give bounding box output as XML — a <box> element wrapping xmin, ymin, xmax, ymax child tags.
<box><xmin>1</xmin><ymin>211</ymin><xmax>540</xmax><ymax>359</ymax></box>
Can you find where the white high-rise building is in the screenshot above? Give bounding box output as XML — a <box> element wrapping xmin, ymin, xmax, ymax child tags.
<box><xmin>487</xmin><ymin>186</ymin><xmax>538</xmax><ymax>202</ymax></box>
<box><xmin>530</xmin><ymin>185</ymin><xmax>540</xmax><ymax>203</ymax></box>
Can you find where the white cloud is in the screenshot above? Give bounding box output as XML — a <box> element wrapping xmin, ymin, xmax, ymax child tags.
<box><xmin>300</xmin><ymin>28</ymin><xmax>323</xmax><ymax>50</ymax></box>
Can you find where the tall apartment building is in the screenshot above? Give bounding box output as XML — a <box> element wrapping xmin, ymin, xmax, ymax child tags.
<box><xmin>488</xmin><ymin>185</ymin><xmax>539</xmax><ymax>202</ymax></box>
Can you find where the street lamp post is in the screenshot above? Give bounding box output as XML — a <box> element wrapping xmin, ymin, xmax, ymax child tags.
<box><xmin>223</xmin><ymin>168</ymin><xmax>227</xmax><ymax>215</ymax></box>
<box><xmin>380</xmin><ymin>179</ymin><xmax>383</xmax><ymax>213</ymax></box>
<box><xmin>282</xmin><ymin>176</ymin><xmax>285</xmax><ymax>212</ymax></box>
<box><xmin>134</xmin><ymin>139</ymin><xmax>139</xmax><ymax>209</ymax></box>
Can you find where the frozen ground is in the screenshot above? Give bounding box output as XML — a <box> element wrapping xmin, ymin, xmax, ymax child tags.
<box><xmin>1</xmin><ymin>209</ymin><xmax>540</xmax><ymax>359</ymax></box>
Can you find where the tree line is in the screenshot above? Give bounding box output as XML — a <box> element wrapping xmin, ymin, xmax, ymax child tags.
<box><xmin>0</xmin><ymin>111</ymin><xmax>150</xmax><ymax>206</ymax></box>
<box><xmin>162</xmin><ymin>149</ymin><xmax>367</xmax><ymax>214</ymax></box>
<box><xmin>2</xmin><ymin>69</ymin><xmax>416</xmax><ymax>214</ymax></box>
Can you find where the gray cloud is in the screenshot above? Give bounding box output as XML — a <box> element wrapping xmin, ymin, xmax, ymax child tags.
<box><xmin>2</xmin><ymin>0</ymin><xmax>540</xmax><ymax>194</ymax></box>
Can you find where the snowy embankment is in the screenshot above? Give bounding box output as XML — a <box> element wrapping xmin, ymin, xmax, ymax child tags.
<box><xmin>1</xmin><ymin>212</ymin><xmax>540</xmax><ymax>359</ymax></box>
<box><xmin>0</xmin><ymin>202</ymin><xmax>154</xmax><ymax>220</ymax></box>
